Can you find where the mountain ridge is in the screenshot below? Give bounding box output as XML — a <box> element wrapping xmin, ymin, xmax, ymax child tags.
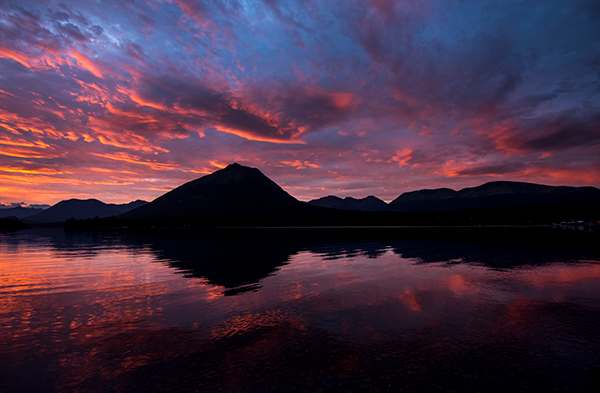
<box><xmin>24</xmin><ymin>199</ymin><xmax>148</xmax><ymax>223</ymax></box>
<box><xmin>308</xmin><ymin>195</ymin><xmax>388</xmax><ymax>211</ymax></box>
<box><xmin>389</xmin><ymin>181</ymin><xmax>600</xmax><ymax>211</ymax></box>
<box><xmin>14</xmin><ymin>165</ymin><xmax>600</xmax><ymax>225</ymax></box>
<box><xmin>0</xmin><ymin>206</ymin><xmax>46</xmax><ymax>219</ymax></box>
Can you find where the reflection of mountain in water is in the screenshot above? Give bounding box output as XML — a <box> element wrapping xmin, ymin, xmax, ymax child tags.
<box><xmin>143</xmin><ymin>233</ymin><xmax>301</xmax><ymax>293</ymax></box>
<box><xmin>298</xmin><ymin>228</ymin><xmax>600</xmax><ymax>269</ymax></box>
<box><xmin>10</xmin><ymin>228</ymin><xmax>599</xmax><ymax>294</ymax></box>
<box><xmin>385</xmin><ymin>228</ymin><xmax>600</xmax><ymax>269</ymax></box>
<box><xmin>139</xmin><ymin>228</ymin><xmax>600</xmax><ymax>290</ymax></box>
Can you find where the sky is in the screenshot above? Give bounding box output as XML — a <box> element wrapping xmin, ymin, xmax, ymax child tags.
<box><xmin>1</xmin><ymin>0</ymin><xmax>599</xmax><ymax>206</ymax></box>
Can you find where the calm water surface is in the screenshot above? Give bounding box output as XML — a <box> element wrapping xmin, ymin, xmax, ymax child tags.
<box><xmin>1</xmin><ymin>228</ymin><xmax>599</xmax><ymax>392</ymax></box>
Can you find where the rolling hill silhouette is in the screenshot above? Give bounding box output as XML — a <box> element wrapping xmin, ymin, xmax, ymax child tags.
<box><xmin>25</xmin><ymin>199</ymin><xmax>148</xmax><ymax>223</ymax></box>
<box><xmin>389</xmin><ymin>181</ymin><xmax>600</xmax><ymax>211</ymax></box>
<box><xmin>120</xmin><ymin>163</ymin><xmax>319</xmax><ymax>222</ymax></box>
<box><xmin>308</xmin><ymin>195</ymin><xmax>388</xmax><ymax>211</ymax></box>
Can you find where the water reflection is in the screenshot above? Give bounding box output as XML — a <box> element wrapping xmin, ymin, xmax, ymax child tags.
<box><xmin>143</xmin><ymin>233</ymin><xmax>300</xmax><ymax>292</ymax></box>
<box><xmin>4</xmin><ymin>228</ymin><xmax>599</xmax><ymax>295</ymax></box>
<box><xmin>1</xmin><ymin>228</ymin><xmax>599</xmax><ymax>392</ymax></box>
<box><xmin>139</xmin><ymin>228</ymin><xmax>600</xmax><ymax>292</ymax></box>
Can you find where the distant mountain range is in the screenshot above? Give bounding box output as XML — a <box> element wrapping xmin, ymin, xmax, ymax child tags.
<box><xmin>308</xmin><ymin>195</ymin><xmax>388</xmax><ymax>211</ymax></box>
<box><xmin>7</xmin><ymin>163</ymin><xmax>600</xmax><ymax>228</ymax></box>
<box><xmin>0</xmin><ymin>206</ymin><xmax>46</xmax><ymax>219</ymax></box>
<box><xmin>387</xmin><ymin>181</ymin><xmax>600</xmax><ymax>211</ymax></box>
<box><xmin>24</xmin><ymin>199</ymin><xmax>148</xmax><ymax>223</ymax></box>
<box><xmin>115</xmin><ymin>164</ymin><xmax>600</xmax><ymax>226</ymax></box>
<box><xmin>308</xmin><ymin>181</ymin><xmax>600</xmax><ymax>212</ymax></box>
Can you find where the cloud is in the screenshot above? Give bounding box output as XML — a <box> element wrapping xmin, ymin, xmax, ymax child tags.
<box><xmin>455</xmin><ymin>163</ymin><xmax>528</xmax><ymax>177</ymax></box>
<box><xmin>488</xmin><ymin>111</ymin><xmax>600</xmax><ymax>155</ymax></box>
<box><xmin>0</xmin><ymin>0</ymin><xmax>599</xmax><ymax>205</ymax></box>
<box><xmin>0</xmin><ymin>201</ymin><xmax>49</xmax><ymax>209</ymax></box>
<box><xmin>0</xmin><ymin>202</ymin><xmax>24</xmax><ymax>208</ymax></box>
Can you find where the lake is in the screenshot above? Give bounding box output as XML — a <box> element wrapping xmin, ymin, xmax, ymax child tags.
<box><xmin>1</xmin><ymin>227</ymin><xmax>599</xmax><ymax>392</ymax></box>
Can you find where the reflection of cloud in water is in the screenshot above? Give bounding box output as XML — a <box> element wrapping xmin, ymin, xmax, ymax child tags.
<box><xmin>140</xmin><ymin>227</ymin><xmax>600</xmax><ymax>295</ymax></box>
<box><xmin>1</xmin><ymin>228</ymin><xmax>600</xmax><ymax>392</ymax></box>
<box><xmin>3</xmin><ymin>227</ymin><xmax>599</xmax><ymax>298</ymax></box>
<box><xmin>398</xmin><ymin>289</ymin><xmax>422</xmax><ymax>312</ymax></box>
<box><xmin>210</xmin><ymin>309</ymin><xmax>296</xmax><ymax>339</ymax></box>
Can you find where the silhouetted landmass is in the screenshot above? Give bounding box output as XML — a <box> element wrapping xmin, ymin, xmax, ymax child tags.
<box><xmin>24</xmin><ymin>199</ymin><xmax>148</xmax><ymax>224</ymax></box>
<box><xmin>308</xmin><ymin>195</ymin><xmax>388</xmax><ymax>211</ymax></box>
<box><xmin>0</xmin><ymin>217</ymin><xmax>30</xmax><ymax>230</ymax></box>
<box><xmin>74</xmin><ymin>200</ymin><xmax>599</xmax><ymax>228</ymax></box>
<box><xmin>0</xmin><ymin>206</ymin><xmax>46</xmax><ymax>219</ymax></box>
<box><xmin>389</xmin><ymin>181</ymin><xmax>600</xmax><ymax>211</ymax></box>
<box><xmin>60</xmin><ymin>164</ymin><xmax>600</xmax><ymax>228</ymax></box>
<box><xmin>119</xmin><ymin>163</ymin><xmax>323</xmax><ymax>223</ymax></box>
<box><xmin>306</xmin><ymin>181</ymin><xmax>600</xmax><ymax>214</ymax></box>
<box><xmin>34</xmin><ymin>163</ymin><xmax>600</xmax><ymax>228</ymax></box>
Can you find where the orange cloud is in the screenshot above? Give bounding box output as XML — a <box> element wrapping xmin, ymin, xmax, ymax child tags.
<box><xmin>0</xmin><ymin>138</ymin><xmax>51</xmax><ymax>149</ymax></box>
<box><xmin>209</xmin><ymin>161</ymin><xmax>227</xmax><ymax>169</ymax></box>
<box><xmin>391</xmin><ymin>148</ymin><xmax>413</xmax><ymax>167</ymax></box>
<box><xmin>0</xmin><ymin>47</ymin><xmax>33</xmax><ymax>68</ymax></box>
<box><xmin>69</xmin><ymin>49</ymin><xmax>103</xmax><ymax>79</ymax></box>
<box><xmin>214</xmin><ymin>126</ymin><xmax>306</xmax><ymax>144</ymax></box>
<box><xmin>330</xmin><ymin>92</ymin><xmax>354</xmax><ymax>109</ymax></box>
<box><xmin>0</xmin><ymin>166</ymin><xmax>65</xmax><ymax>175</ymax></box>
<box><xmin>118</xmin><ymin>87</ymin><xmax>170</xmax><ymax>111</ymax></box>
<box><xmin>281</xmin><ymin>160</ymin><xmax>320</xmax><ymax>169</ymax></box>
<box><xmin>89</xmin><ymin>167</ymin><xmax>137</xmax><ymax>175</ymax></box>
<box><xmin>93</xmin><ymin>152</ymin><xmax>179</xmax><ymax>171</ymax></box>
<box><xmin>0</xmin><ymin>147</ymin><xmax>57</xmax><ymax>159</ymax></box>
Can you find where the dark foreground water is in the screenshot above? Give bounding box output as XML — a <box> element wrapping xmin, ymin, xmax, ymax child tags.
<box><xmin>1</xmin><ymin>227</ymin><xmax>599</xmax><ymax>393</ymax></box>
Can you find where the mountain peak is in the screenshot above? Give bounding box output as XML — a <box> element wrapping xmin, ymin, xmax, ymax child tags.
<box><xmin>198</xmin><ymin>163</ymin><xmax>268</xmax><ymax>187</ymax></box>
<box><xmin>120</xmin><ymin>163</ymin><xmax>307</xmax><ymax>220</ymax></box>
<box><xmin>216</xmin><ymin>163</ymin><xmax>261</xmax><ymax>175</ymax></box>
<box><xmin>223</xmin><ymin>162</ymin><xmax>256</xmax><ymax>172</ymax></box>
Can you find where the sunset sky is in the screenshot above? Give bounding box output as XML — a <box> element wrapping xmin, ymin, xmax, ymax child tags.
<box><xmin>1</xmin><ymin>0</ymin><xmax>599</xmax><ymax>206</ymax></box>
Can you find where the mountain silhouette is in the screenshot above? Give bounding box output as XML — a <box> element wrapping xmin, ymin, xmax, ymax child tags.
<box><xmin>52</xmin><ymin>165</ymin><xmax>600</xmax><ymax>228</ymax></box>
<box><xmin>0</xmin><ymin>217</ymin><xmax>30</xmax><ymax>230</ymax></box>
<box><xmin>0</xmin><ymin>206</ymin><xmax>46</xmax><ymax>219</ymax></box>
<box><xmin>24</xmin><ymin>199</ymin><xmax>148</xmax><ymax>223</ymax></box>
<box><xmin>120</xmin><ymin>163</ymin><xmax>316</xmax><ymax>221</ymax></box>
<box><xmin>389</xmin><ymin>181</ymin><xmax>600</xmax><ymax>211</ymax></box>
<box><xmin>308</xmin><ymin>195</ymin><xmax>388</xmax><ymax>211</ymax></box>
